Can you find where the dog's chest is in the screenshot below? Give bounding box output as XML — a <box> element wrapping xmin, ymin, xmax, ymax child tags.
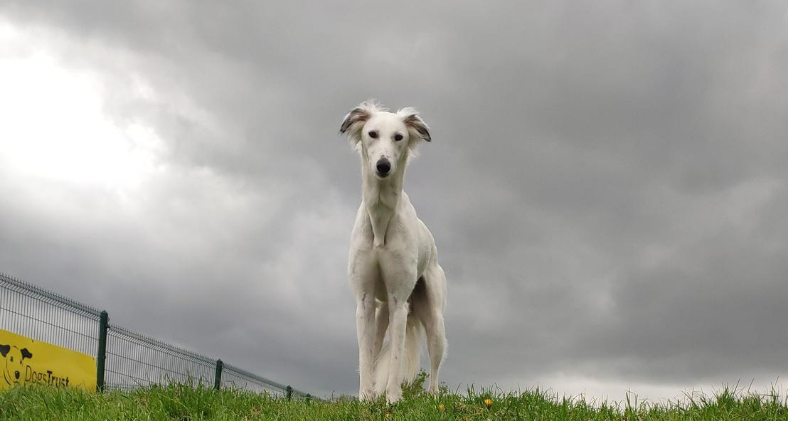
<box><xmin>352</xmin><ymin>214</ymin><xmax>421</xmax><ymax>264</ymax></box>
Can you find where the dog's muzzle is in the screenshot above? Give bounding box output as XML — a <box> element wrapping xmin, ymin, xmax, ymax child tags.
<box><xmin>376</xmin><ymin>158</ymin><xmax>391</xmax><ymax>177</ymax></box>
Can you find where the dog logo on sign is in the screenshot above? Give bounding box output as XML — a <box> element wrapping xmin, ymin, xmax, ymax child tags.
<box><xmin>0</xmin><ymin>344</ymin><xmax>33</xmax><ymax>386</ymax></box>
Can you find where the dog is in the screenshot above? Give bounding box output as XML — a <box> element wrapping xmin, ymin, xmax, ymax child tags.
<box><xmin>1</xmin><ymin>343</ymin><xmax>33</xmax><ymax>386</ymax></box>
<box><xmin>340</xmin><ymin>101</ymin><xmax>447</xmax><ymax>403</ymax></box>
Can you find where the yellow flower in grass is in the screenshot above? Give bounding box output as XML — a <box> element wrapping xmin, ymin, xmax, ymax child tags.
<box><xmin>438</xmin><ymin>403</ymin><xmax>445</xmax><ymax>412</ymax></box>
<box><xmin>483</xmin><ymin>398</ymin><xmax>493</xmax><ymax>408</ymax></box>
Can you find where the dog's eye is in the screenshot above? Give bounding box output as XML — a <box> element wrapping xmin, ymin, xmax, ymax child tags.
<box><xmin>368</xmin><ymin>131</ymin><xmax>378</xmax><ymax>139</ymax></box>
<box><xmin>394</xmin><ymin>133</ymin><xmax>403</xmax><ymax>141</ymax></box>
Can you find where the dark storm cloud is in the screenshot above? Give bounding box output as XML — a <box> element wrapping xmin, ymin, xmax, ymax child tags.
<box><xmin>1</xmin><ymin>0</ymin><xmax>787</xmax><ymax>398</ymax></box>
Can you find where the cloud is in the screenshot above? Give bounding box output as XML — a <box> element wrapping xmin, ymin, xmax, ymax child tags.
<box><xmin>1</xmin><ymin>0</ymin><xmax>786</xmax><ymax>400</ymax></box>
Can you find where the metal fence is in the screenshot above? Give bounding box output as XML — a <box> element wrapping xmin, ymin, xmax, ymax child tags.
<box><xmin>0</xmin><ymin>271</ymin><xmax>311</xmax><ymax>398</ymax></box>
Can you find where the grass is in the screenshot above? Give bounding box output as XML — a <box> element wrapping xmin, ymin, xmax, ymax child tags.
<box><xmin>1</xmin><ymin>375</ymin><xmax>786</xmax><ymax>420</ymax></box>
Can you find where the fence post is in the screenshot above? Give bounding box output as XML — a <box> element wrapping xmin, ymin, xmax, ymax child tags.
<box><xmin>214</xmin><ymin>359</ymin><xmax>223</xmax><ymax>390</ymax></box>
<box><xmin>96</xmin><ymin>310</ymin><xmax>109</xmax><ymax>392</ymax></box>
<box><xmin>286</xmin><ymin>385</ymin><xmax>293</xmax><ymax>400</ymax></box>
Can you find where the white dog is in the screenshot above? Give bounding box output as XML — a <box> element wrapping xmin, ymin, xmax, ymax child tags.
<box><xmin>340</xmin><ymin>101</ymin><xmax>447</xmax><ymax>403</ymax></box>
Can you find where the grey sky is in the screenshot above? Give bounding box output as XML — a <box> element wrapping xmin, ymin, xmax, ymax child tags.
<box><xmin>1</xmin><ymin>1</ymin><xmax>787</xmax><ymax>401</ymax></box>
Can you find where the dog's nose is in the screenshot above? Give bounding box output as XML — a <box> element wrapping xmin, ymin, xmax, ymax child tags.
<box><xmin>14</xmin><ymin>371</ymin><xmax>19</xmax><ymax>380</ymax></box>
<box><xmin>376</xmin><ymin>159</ymin><xmax>391</xmax><ymax>176</ymax></box>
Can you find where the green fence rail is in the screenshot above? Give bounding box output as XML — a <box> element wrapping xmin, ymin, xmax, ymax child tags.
<box><xmin>0</xmin><ymin>271</ymin><xmax>312</xmax><ymax>398</ymax></box>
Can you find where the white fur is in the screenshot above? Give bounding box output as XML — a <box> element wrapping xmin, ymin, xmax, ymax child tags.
<box><xmin>340</xmin><ymin>101</ymin><xmax>447</xmax><ymax>403</ymax></box>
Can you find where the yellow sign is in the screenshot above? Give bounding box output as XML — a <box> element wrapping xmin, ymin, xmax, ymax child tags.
<box><xmin>0</xmin><ymin>329</ymin><xmax>96</xmax><ymax>390</ymax></box>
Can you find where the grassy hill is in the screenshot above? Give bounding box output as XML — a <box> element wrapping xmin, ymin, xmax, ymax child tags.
<box><xmin>1</xmin><ymin>378</ymin><xmax>786</xmax><ymax>420</ymax></box>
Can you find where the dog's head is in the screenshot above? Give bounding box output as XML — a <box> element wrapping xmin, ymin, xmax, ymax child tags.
<box><xmin>1</xmin><ymin>343</ymin><xmax>33</xmax><ymax>385</ymax></box>
<box><xmin>340</xmin><ymin>100</ymin><xmax>431</xmax><ymax>179</ymax></box>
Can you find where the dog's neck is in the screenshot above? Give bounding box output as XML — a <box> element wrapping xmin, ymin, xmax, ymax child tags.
<box><xmin>360</xmin><ymin>154</ymin><xmax>407</xmax><ymax>248</ymax></box>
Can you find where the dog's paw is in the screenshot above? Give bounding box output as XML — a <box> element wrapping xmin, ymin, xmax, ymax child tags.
<box><xmin>358</xmin><ymin>389</ymin><xmax>376</xmax><ymax>402</ymax></box>
<box><xmin>385</xmin><ymin>388</ymin><xmax>402</xmax><ymax>404</ymax></box>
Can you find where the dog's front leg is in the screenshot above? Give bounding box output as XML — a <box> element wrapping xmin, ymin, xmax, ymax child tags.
<box><xmin>355</xmin><ymin>292</ymin><xmax>377</xmax><ymax>400</ymax></box>
<box><xmin>384</xmin><ymin>288</ymin><xmax>412</xmax><ymax>404</ymax></box>
<box><xmin>373</xmin><ymin>301</ymin><xmax>389</xmax><ymax>361</ymax></box>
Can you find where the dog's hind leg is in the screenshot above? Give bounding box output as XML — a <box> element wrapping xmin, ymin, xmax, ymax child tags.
<box><xmin>413</xmin><ymin>265</ymin><xmax>448</xmax><ymax>394</ymax></box>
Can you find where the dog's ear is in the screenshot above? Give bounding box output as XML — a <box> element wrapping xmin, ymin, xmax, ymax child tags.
<box><xmin>0</xmin><ymin>344</ymin><xmax>9</xmax><ymax>358</ymax></box>
<box><xmin>340</xmin><ymin>101</ymin><xmax>378</xmax><ymax>142</ymax></box>
<box><xmin>398</xmin><ymin>108</ymin><xmax>431</xmax><ymax>142</ymax></box>
<box><xmin>20</xmin><ymin>348</ymin><xmax>32</xmax><ymax>360</ymax></box>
